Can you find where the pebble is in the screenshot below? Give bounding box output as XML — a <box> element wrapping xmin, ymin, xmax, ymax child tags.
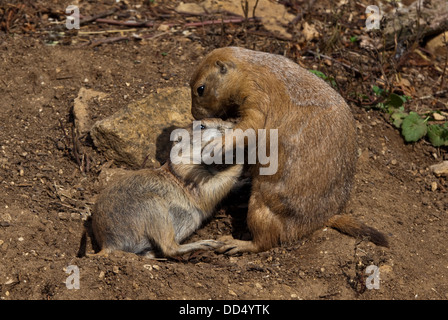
<box><xmin>143</xmin><ymin>264</ymin><xmax>153</xmax><ymax>271</ymax></box>
<box><xmin>433</xmin><ymin>112</ymin><xmax>445</xmax><ymax>121</ymax></box>
<box><xmin>58</xmin><ymin>212</ymin><xmax>70</xmax><ymax>221</ymax></box>
<box><xmin>431</xmin><ymin>181</ymin><xmax>438</xmax><ymax>192</ymax></box>
<box><xmin>0</xmin><ymin>221</ymin><xmax>10</xmax><ymax>227</ymax></box>
<box><xmin>228</xmin><ymin>289</ymin><xmax>237</xmax><ymax>297</ymax></box>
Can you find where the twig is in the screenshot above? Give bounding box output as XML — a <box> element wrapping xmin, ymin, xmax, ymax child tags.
<box><xmin>95</xmin><ymin>18</ymin><xmax>154</xmax><ymax>27</ymax></box>
<box><xmin>58</xmin><ymin>119</ymin><xmax>71</xmax><ymax>151</ymax></box>
<box><xmin>79</xmin><ymin>31</ymin><xmax>171</xmax><ymax>48</ymax></box>
<box><xmin>78</xmin><ymin>28</ymin><xmax>138</xmax><ymax>35</ymax></box>
<box><xmin>51</xmin><ymin>8</ymin><xmax>118</xmax><ymax>32</ymax></box>
<box><xmin>185</xmin><ymin>17</ymin><xmax>259</xmax><ymax>27</ymax></box>
<box><xmin>439</xmin><ymin>33</ymin><xmax>448</xmax><ymax>91</ymax></box>
<box><xmin>252</xmin><ymin>0</ymin><xmax>260</xmax><ymax>18</ymax></box>
<box><xmin>79</xmin><ymin>8</ymin><xmax>118</xmax><ymax>26</ymax></box>
<box><xmin>70</xmin><ymin>125</ymin><xmax>82</xmax><ymax>169</ymax></box>
<box><xmin>87</xmin><ymin>35</ymin><xmax>130</xmax><ymax>47</ymax></box>
<box><xmin>95</xmin><ymin>17</ymin><xmax>259</xmax><ymax>28</ymax></box>
<box><xmin>306</xmin><ymin>50</ymin><xmax>387</xmax><ymax>85</ymax></box>
<box><xmin>246</xmin><ymin>29</ymin><xmax>291</xmax><ymax>41</ymax></box>
<box><xmin>306</xmin><ymin>50</ymin><xmax>363</xmax><ymax>75</ymax></box>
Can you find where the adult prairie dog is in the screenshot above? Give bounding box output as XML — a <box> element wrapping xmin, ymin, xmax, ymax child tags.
<box><xmin>89</xmin><ymin>118</ymin><xmax>242</xmax><ymax>258</ymax></box>
<box><xmin>190</xmin><ymin>47</ymin><xmax>388</xmax><ymax>254</ymax></box>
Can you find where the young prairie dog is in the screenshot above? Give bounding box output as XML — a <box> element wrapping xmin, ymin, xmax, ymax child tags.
<box><xmin>190</xmin><ymin>47</ymin><xmax>388</xmax><ymax>254</ymax></box>
<box><xmin>89</xmin><ymin>118</ymin><xmax>242</xmax><ymax>259</ymax></box>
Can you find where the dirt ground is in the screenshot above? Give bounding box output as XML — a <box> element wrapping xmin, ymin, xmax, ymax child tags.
<box><xmin>0</xmin><ymin>0</ymin><xmax>447</xmax><ymax>301</ymax></box>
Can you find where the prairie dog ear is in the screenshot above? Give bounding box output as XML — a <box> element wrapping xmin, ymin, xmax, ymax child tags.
<box><xmin>215</xmin><ymin>60</ymin><xmax>234</xmax><ymax>74</ymax></box>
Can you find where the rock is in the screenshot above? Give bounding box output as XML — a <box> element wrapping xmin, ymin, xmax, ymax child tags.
<box><xmin>143</xmin><ymin>264</ymin><xmax>153</xmax><ymax>271</ymax></box>
<box><xmin>58</xmin><ymin>212</ymin><xmax>71</xmax><ymax>221</ymax></box>
<box><xmin>376</xmin><ymin>0</ymin><xmax>448</xmax><ymax>50</ymax></box>
<box><xmin>432</xmin><ymin>112</ymin><xmax>446</xmax><ymax>121</ymax></box>
<box><xmin>228</xmin><ymin>289</ymin><xmax>237</xmax><ymax>297</ymax></box>
<box><xmin>430</xmin><ymin>161</ymin><xmax>448</xmax><ymax>176</ymax></box>
<box><xmin>202</xmin><ymin>0</ymin><xmax>296</xmax><ymax>40</ymax></box>
<box><xmin>426</xmin><ymin>31</ymin><xmax>448</xmax><ymax>58</ymax></box>
<box><xmin>90</xmin><ymin>87</ymin><xmax>193</xmax><ymax>168</ymax></box>
<box><xmin>430</xmin><ymin>181</ymin><xmax>438</xmax><ymax>192</ymax></box>
<box><xmin>0</xmin><ymin>221</ymin><xmax>10</xmax><ymax>227</ymax></box>
<box><xmin>73</xmin><ymin>88</ymin><xmax>107</xmax><ymax>137</ymax></box>
<box><xmin>302</xmin><ymin>22</ymin><xmax>320</xmax><ymax>42</ymax></box>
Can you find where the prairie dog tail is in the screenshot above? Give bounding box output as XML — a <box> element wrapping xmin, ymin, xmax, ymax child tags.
<box><xmin>326</xmin><ymin>215</ymin><xmax>389</xmax><ymax>247</ymax></box>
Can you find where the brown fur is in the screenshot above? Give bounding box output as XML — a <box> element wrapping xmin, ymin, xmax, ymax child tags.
<box><xmin>85</xmin><ymin>118</ymin><xmax>243</xmax><ymax>259</ymax></box>
<box><xmin>190</xmin><ymin>47</ymin><xmax>388</xmax><ymax>254</ymax></box>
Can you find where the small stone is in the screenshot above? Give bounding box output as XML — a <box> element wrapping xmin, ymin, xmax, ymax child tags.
<box><xmin>70</xmin><ymin>212</ymin><xmax>81</xmax><ymax>220</ymax></box>
<box><xmin>56</xmin><ymin>140</ymin><xmax>65</xmax><ymax>150</ymax></box>
<box><xmin>228</xmin><ymin>289</ymin><xmax>237</xmax><ymax>297</ymax></box>
<box><xmin>391</xmin><ymin>159</ymin><xmax>398</xmax><ymax>165</ymax></box>
<box><xmin>112</xmin><ymin>266</ymin><xmax>120</xmax><ymax>274</ymax></box>
<box><xmin>433</xmin><ymin>112</ymin><xmax>445</xmax><ymax>121</ymax></box>
<box><xmin>431</xmin><ymin>181</ymin><xmax>438</xmax><ymax>192</ymax></box>
<box><xmin>0</xmin><ymin>221</ymin><xmax>11</xmax><ymax>227</ymax></box>
<box><xmin>58</xmin><ymin>212</ymin><xmax>70</xmax><ymax>221</ymax></box>
<box><xmin>430</xmin><ymin>161</ymin><xmax>448</xmax><ymax>176</ymax></box>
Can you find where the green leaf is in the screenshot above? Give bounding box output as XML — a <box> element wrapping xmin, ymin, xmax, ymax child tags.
<box><xmin>427</xmin><ymin>124</ymin><xmax>448</xmax><ymax>147</ymax></box>
<box><xmin>390</xmin><ymin>111</ymin><xmax>408</xmax><ymax>128</ymax></box>
<box><xmin>372</xmin><ymin>85</ymin><xmax>384</xmax><ymax>96</ymax></box>
<box><xmin>309</xmin><ymin>70</ymin><xmax>327</xmax><ymax>79</ymax></box>
<box><xmin>385</xmin><ymin>93</ymin><xmax>405</xmax><ymax>109</ymax></box>
<box><xmin>401</xmin><ymin>112</ymin><xmax>427</xmax><ymax>142</ymax></box>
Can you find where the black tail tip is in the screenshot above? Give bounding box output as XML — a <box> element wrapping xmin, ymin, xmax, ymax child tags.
<box><xmin>363</xmin><ymin>226</ymin><xmax>390</xmax><ymax>248</ymax></box>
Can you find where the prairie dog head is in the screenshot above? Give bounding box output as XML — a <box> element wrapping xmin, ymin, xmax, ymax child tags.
<box><xmin>190</xmin><ymin>48</ymin><xmax>242</xmax><ymax>120</ymax></box>
<box><xmin>170</xmin><ymin>118</ymin><xmax>236</xmax><ymax>167</ymax></box>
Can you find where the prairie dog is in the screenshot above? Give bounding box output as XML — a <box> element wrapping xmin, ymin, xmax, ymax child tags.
<box><xmin>190</xmin><ymin>47</ymin><xmax>388</xmax><ymax>254</ymax></box>
<box><xmin>89</xmin><ymin>118</ymin><xmax>242</xmax><ymax>258</ymax></box>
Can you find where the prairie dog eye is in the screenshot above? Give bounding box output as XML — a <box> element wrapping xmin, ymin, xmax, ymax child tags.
<box><xmin>197</xmin><ymin>85</ymin><xmax>205</xmax><ymax>97</ymax></box>
<box><xmin>200</xmin><ymin>124</ymin><xmax>206</xmax><ymax>129</ymax></box>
